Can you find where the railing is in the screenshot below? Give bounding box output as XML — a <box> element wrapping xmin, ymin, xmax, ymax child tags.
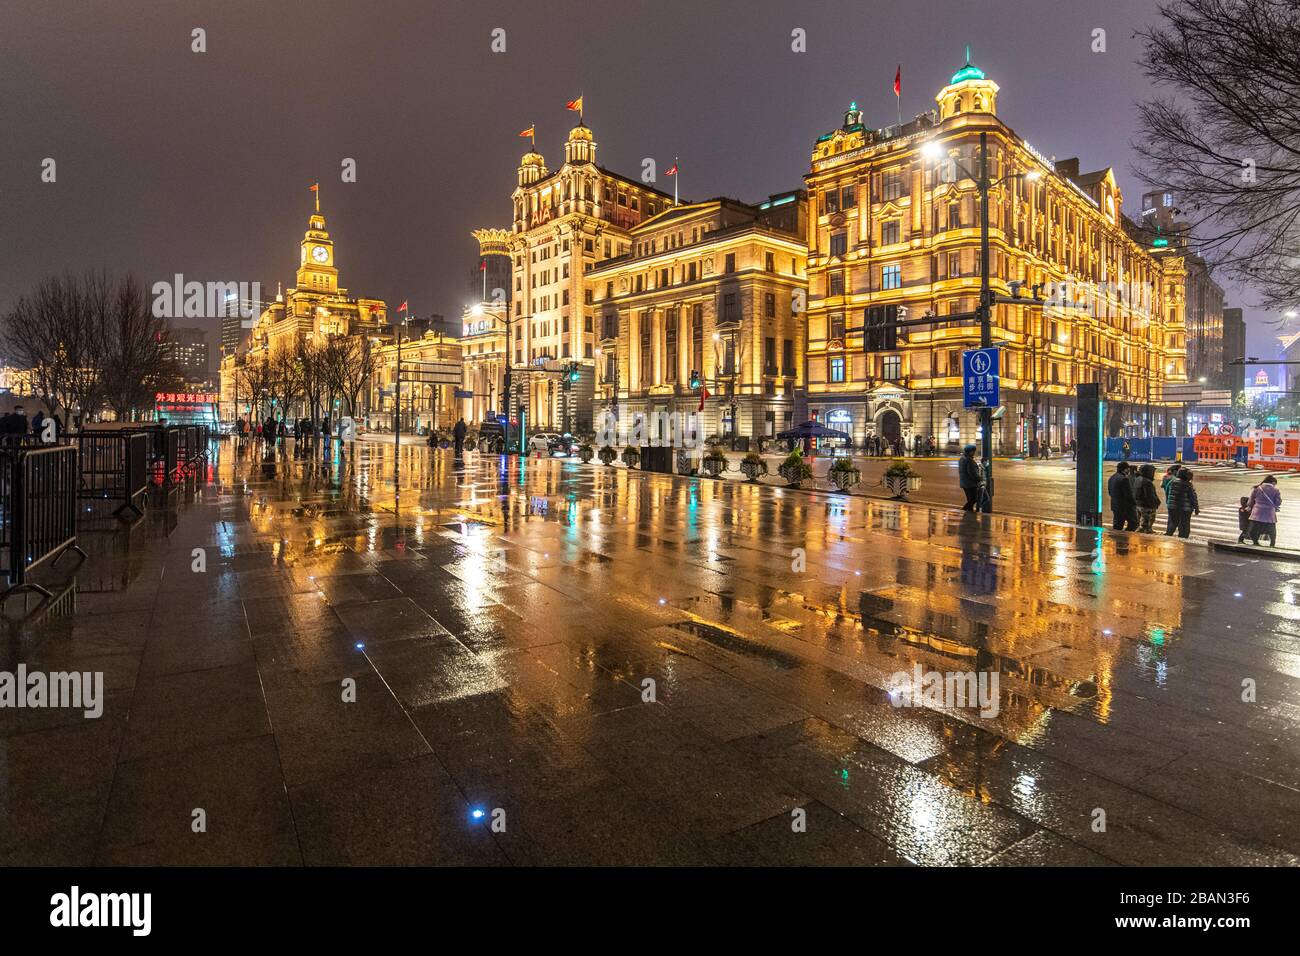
<box><xmin>75</xmin><ymin>430</ymin><xmax>149</xmax><ymax>518</ymax></box>
<box><xmin>1</xmin><ymin>444</ymin><xmax>86</xmax><ymax>604</ymax></box>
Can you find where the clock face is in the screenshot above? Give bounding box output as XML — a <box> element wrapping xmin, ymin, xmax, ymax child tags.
<box><xmin>311</xmin><ymin>245</ymin><xmax>329</xmax><ymax>263</ymax></box>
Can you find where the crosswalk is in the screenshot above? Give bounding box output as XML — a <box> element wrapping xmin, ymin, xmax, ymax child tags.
<box><xmin>1183</xmin><ymin>504</ymin><xmax>1247</xmax><ymax>542</ymax></box>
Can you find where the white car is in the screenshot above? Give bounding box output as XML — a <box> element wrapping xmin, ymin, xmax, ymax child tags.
<box><xmin>528</xmin><ymin>432</ymin><xmax>561</xmax><ymax>454</ymax></box>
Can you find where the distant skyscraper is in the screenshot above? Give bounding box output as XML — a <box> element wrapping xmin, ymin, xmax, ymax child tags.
<box><xmin>164</xmin><ymin>326</ymin><xmax>210</xmax><ymax>384</ymax></box>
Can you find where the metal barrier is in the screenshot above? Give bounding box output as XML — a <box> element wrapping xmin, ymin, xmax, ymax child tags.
<box><xmin>75</xmin><ymin>430</ymin><xmax>149</xmax><ymax>518</ymax></box>
<box><xmin>1</xmin><ymin>444</ymin><xmax>86</xmax><ymax>604</ymax></box>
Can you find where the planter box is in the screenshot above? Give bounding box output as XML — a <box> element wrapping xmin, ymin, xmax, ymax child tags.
<box><xmin>739</xmin><ymin>460</ymin><xmax>766</xmax><ymax>482</ymax></box>
<box><xmin>883</xmin><ymin>474</ymin><xmax>921</xmax><ymax>499</ymax></box>
<box><xmin>701</xmin><ymin>456</ymin><xmax>727</xmax><ymax>478</ymax></box>
<box><xmin>829</xmin><ymin>467</ymin><xmax>860</xmax><ymax>492</ymax></box>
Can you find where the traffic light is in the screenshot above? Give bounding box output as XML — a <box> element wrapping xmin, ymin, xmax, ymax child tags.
<box><xmin>568</xmin><ymin>363</ymin><xmax>580</xmax><ymax>383</ymax></box>
<box><xmin>689</xmin><ymin>369</ymin><xmax>701</xmax><ymax>389</ymax></box>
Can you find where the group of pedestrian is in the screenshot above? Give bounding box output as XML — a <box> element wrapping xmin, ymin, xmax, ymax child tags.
<box><xmin>0</xmin><ymin>404</ymin><xmax>63</xmax><ymax>442</ymax></box>
<box><xmin>1238</xmin><ymin>476</ymin><xmax>1281</xmax><ymax>547</ymax></box>
<box><xmin>1110</xmin><ymin>462</ymin><xmax>1199</xmax><ymax>537</ymax></box>
<box><xmin>1108</xmin><ymin>460</ymin><xmax>1283</xmax><ymax>544</ymax></box>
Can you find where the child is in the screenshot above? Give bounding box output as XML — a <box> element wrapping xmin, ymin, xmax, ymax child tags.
<box><xmin>1237</xmin><ymin>495</ymin><xmax>1251</xmax><ymax>544</ymax></box>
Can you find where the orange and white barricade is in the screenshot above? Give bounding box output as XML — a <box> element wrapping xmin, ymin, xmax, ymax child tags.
<box><xmin>1245</xmin><ymin>428</ymin><xmax>1300</xmax><ymax>473</ymax></box>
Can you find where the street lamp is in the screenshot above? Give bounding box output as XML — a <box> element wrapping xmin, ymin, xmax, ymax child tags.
<box><xmin>920</xmin><ymin>132</ymin><xmax>1040</xmax><ymax>512</ymax></box>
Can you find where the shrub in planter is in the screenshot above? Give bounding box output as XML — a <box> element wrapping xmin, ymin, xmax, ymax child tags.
<box><xmin>598</xmin><ymin>445</ymin><xmax>618</xmax><ymax>466</ymax></box>
<box><xmin>578</xmin><ymin>444</ymin><xmax>595</xmax><ymax>463</ymax></box>
<box><xmin>701</xmin><ymin>449</ymin><xmax>728</xmax><ymax>478</ymax></box>
<box><xmin>739</xmin><ymin>451</ymin><xmax>767</xmax><ymax>482</ymax></box>
<box><xmin>828</xmin><ymin>456</ymin><xmax>860</xmax><ymax>492</ymax></box>
<box><xmin>882</xmin><ymin>459</ymin><xmax>921</xmax><ymax>499</ymax></box>
<box><xmin>777</xmin><ymin>449</ymin><xmax>814</xmax><ymax>488</ymax></box>
<box><xmin>621</xmin><ymin>446</ymin><xmax>640</xmax><ymax>469</ymax></box>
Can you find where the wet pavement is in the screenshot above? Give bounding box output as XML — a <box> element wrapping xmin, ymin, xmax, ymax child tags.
<box><xmin>2</xmin><ymin>437</ymin><xmax>1299</xmax><ymax>866</ymax></box>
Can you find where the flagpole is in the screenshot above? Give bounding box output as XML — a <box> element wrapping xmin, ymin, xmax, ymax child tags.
<box><xmin>673</xmin><ymin>156</ymin><xmax>678</xmax><ymax>206</ymax></box>
<box><xmin>315</xmin><ymin>182</ymin><xmax>320</xmax><ymax>214</ymax></box>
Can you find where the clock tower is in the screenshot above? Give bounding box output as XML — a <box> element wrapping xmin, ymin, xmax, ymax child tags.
<box><xmin>296</xmin><ymin>212</ymin><xmax>338</xmax><ymax>294</ymax></box>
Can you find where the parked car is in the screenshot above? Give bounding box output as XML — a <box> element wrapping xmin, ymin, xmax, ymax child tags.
<box><xmin>548</xmin><ymin>433</ymin><xmax>578</xmax><ymax>456</ymax></box>
<box><xmin>528</xmin><ymin>431</ymin><xmax>576</xmax><ymax>456</ymax></box>
<box><xmin>528</xmin><ymin>431</ymin><xmax>560</xmax><ymax>454</ymax></box>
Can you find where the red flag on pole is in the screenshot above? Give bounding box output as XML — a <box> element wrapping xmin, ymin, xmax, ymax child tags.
<box><xmin>697</xmin><ymin>383</ymin><xmax>709</xmax><ymax>412</ymax></box>
<box><xmin>397</xmin><ymin>300</ymin><xmax>408</xmax><ymax>313</ymax></box>
<box><xmin>894</xmin><ymin>66</ymin><xmax>901</xmax><ymax>98</ymax></box>
<box><xmin>665</xmin><ymin>163</ymin><xmax>678</xmax><ymax>176</ymax></box>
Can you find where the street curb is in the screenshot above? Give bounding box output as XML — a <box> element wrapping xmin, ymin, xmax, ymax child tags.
<box><xmin>1206</xmin><ymin>540</ymin><xmax>1300</xmax><ymax>561</ymax></box>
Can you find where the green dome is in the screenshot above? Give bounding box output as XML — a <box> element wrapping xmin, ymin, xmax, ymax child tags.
<box><xmin>951</xmin><ymin>46</ymin><xmax>985</xmax><ymax>84</ymax></box>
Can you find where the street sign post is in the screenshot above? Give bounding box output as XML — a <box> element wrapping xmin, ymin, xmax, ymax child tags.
<box><xmin>962</xmin><ymin>347</ymin><xmax>1000</xmax><ymax>408</ymax></box>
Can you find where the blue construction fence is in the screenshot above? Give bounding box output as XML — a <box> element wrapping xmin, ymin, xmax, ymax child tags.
<box><xmin>1103</xmin><ymin>436</ymin><xmax>1248</xmax><ymax>464</ymax></box>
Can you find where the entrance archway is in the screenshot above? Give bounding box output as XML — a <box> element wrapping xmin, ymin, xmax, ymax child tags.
<box><xmin>878</xmin><ymin>408</ymin><xmax>902</xmax><ymax>444</ymax></box>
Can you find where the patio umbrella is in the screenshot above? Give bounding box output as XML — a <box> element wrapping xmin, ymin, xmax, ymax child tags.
<box><xmin>774</xmin><ymin>420</ymin><xmax>849</xmax><ymax>441</ymax></box>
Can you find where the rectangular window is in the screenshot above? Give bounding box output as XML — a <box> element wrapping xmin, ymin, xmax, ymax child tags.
<box><xmin>764</xmin><ymin>336</ymin><xmax>776</xmax><ymax>373</ymax></box>
<box><xmin>725</xmin><ymin>252</ymin><xmax>736</xmax><ymax>273</ymax></box>
<box><xmin>825</xmin><ymin>189</ymin><xmax>840</xmax><ymax>214</ymax></box>
<box><xmin>665</xmin><ymin>313</ymin><xmax>678</xmax><ymax>382</ymax></box>
<box><xmin>882</xmin><ymin>355</ymin><xmax>902</xmax><ymax>381</ymax></box>
<box><xmin>841</xmin><ymin>184</ymin><xmax>856</xmax><ymax>208</ymax></box>
<box><xmin>881</xmin><ymin>220</ymin><xmax>900</xmax><ymax>246</ymax></box>
<box><xmin>723</xmin><ymin>292</ymin><xmax>739</xmax><ymax>322</ymax></box>
<box><xmin>692</xmin><ymin>305</ymin><xmax>704</xmax><ymax>371</ymax></box>
<box><xmin>882</xmin><ymin>264</ymin><xmax>902</xmax><ymax>290</ymax></box>
<box><xmin>783</xmin><ymin>339</ymin><xmax>794</xmax><ymax>375</ymax></box>
<box><xmin>829</xmin><ymin>356</ymin><xmax>846</xmax><ymax>383</ymax></box>
<box><xmin>829</xmin><ymin>231</ymin><xmax>847</xmax><ymax>257</ymax></box>
<box><xmin>882</xmin><ymin>170</ymin><xmax>904</xmax><ymax>201</ymax></box>
<box><xmin>765</xmin><ymin>252</ymin><xmax>775</xmax><ymax>272</ymax></box>
<box><xmin>764</xmin><ymin>292</ymin><xmax>776</xmax><ymax>317</ymax></box>
<box><xmin>829</xmin><ymin>272</ymin><xmax>845</xmax><ymax>296</ymax></box>
<box><xmin>829</xmin><ymin>312</ymin><xmax>845</xmax><ymax>340</ymax></box>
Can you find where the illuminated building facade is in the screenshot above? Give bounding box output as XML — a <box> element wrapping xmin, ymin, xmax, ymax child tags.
<box><xmin>588</xmin><ymin>193</ymin><xmax>808</xmax><ymax>445</ymax></box>
<box><xmin>459</xmin><ymin>299</ymin><xmax>508</xmax><ymax>425</ymax></box>
<box><xmin>508</xmin><ymin>121</ymin><xmax>676</xmax><ymax>431</ymax></box>
<box><xmin>219</xmin><ymin>202</ymin><xmax>388</xmax><ymax>421</ymax></box>
<box><xmin>368</xmin><ymin>330</ymin><xmax>462</xmax><ymax>433</ymax></box>
<box><xmin>1139</xmin><ymin>190</ymin><xmax>1226</xmax><ymax>393</ymax></box>
<box><xmin>804</xmin><ymin>60</ymin><xmax>1188</xmax><ymax>453</ymax></box>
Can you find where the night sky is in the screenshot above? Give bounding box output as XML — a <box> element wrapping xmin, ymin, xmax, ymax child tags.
<box><xmin>0</xmin><ymin>0</ymin><xmax>1283</xmax><ymax>382</ymax></box>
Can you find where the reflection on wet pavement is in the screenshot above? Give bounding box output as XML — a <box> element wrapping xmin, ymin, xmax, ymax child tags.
<box><xmin>3</xmin><ymin>438</ymin><xmax>1298</xmax><ymax>866</ymax></box>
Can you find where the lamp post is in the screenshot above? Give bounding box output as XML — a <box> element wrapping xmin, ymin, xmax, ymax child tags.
<box><xmin>922</xmin><ymin>132</ymin><xmax>1039</xmax><ymax>512</ymax></box>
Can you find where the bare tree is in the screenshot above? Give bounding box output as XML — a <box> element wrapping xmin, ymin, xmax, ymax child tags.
<box><xmin>1135</xmin><ymin>0</ymin><xmax>1300</xmax><ymax>308</ymax></box>
<box><xmin>237</xmin><ymin>359</ymin><xmax>274</xmax><ymax>422</ymax></box>
<box><xmin>266</xmin><ymin>345</ymin><xmax>303</xmax><ymax>422</ymax></box>
<box><xmin>297</xmin><ymin>338</ymin><xmax>327</xmax><ymax>426</ymax></box>
<box><xmin>100</xmin><ymin>274</ymin><xmax>179</xmax><ymax>421</ymax></box>
<box><xmin>325</xmin><ymin>335</ymin><xmax>377</xmax><ymax>418</ymax></box>
<box><xmin>1</xmin><ymin>271</ymin><xmax>174</xmax><ymax>424</ymax></box>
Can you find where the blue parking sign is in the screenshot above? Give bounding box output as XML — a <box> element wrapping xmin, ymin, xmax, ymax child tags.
<box><xmin>962</xmin><ymin>348</ymin><xmax>1000</xmax><ymax>408</ymax></box>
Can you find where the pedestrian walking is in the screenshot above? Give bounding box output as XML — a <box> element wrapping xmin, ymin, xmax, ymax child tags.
<box><xmin>1245</xmin><ymin>475</ymin><xmax>1282</xmax><ymax>547</ymax></box>
<box><xmin>453</xmin><ymin>417</ymin><xmax>467</xmax><ymax>457</ymax></box>
<box><xmin>1108</xmin><ymin>461</ymin><xmax>1139</xmax><ymax>530</ymax></box>
<box><xmin>1164</xmin><ymin>467</ymin><xmax>1199</xmax><ymax>538</ymax></box>
<box><xmin>959</xmin><ymin>443</ymin><xmax>982</xmax><ymax>511</ymax></box>
<box><xmin>1135</xmin><ymin>463</ymin><xmax>1161</xmax><ymax>532</ymax></box>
